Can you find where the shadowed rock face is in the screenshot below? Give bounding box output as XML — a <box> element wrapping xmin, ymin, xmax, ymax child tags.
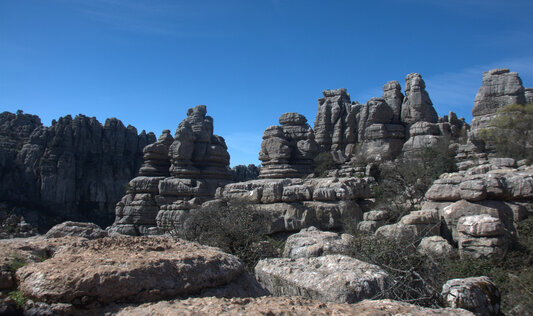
<box><xmin>0</xmin><ymin>111</ymin><xmax>155</xmax><ymax>230</ymax></box>
<box><xmin>259</xmin><ymin>112</ymin><xmax>319</xmax><ymax>179</ymax></box>
<box><xmin>109</xmin><ymin>105</ymin><xmax>232</xmax><ymax>236</ymax></box>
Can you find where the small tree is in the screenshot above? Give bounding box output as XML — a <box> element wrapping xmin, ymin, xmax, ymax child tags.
<box><xmin>313</xmin><ymin>152</ymin><xmax>336</xmax><ymax>177</ymax></box>
<box><xmin>478</xmin><ymin>103</ymin><xmax>533</xmax><ymax>162</ymax></box>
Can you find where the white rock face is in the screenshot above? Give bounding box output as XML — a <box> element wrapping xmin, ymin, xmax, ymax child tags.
<box><xmin>418</xmin><ymin>236</ymin><xmax>456</xmax><ymax>258</ymax></box>
<box><xmin>255</xmin><ymin>255</ymin><xmax>390</xmax><ymax>304</ymax></box>
<box><xmin>457</xmin><ymin>214</ymin><xmax>504</xmax><ymax>237</ymax></box>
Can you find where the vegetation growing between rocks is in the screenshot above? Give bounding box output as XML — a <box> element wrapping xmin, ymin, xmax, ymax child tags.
<box><xmin>313</xmin><ymin>152</ymin><xmax>336</xmax><ymax>177</ymax></box>
<box><xmin>8</xmin><ymin>290</ymin><xmax>27</xmax><ymax>309</ymax></box>
<box><xmin>171</xmin><ymin>199</ymin><xmax>283</xmax><ymax>273</ymax></box>
<box><xmin>372</xmin><ymin>146</ymin><xmax>457</xmax><ymax>222</ymax></box>
<box><xmin>7</xmin><ymin>253</ymin><xmax>26</xmax><ymax>273</ymax></box>
<box><xmin>344</xmin><ymin>217</ymin><xmax>533</xmax><ymax>313</ymax></box>
<box><xmin>479</xmin><ymin>103</ymin><xmax>533</xmax><ymax>162</ymax></box>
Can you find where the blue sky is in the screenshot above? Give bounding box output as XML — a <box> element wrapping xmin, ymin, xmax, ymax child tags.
<box><xmin>1</xmin><ymin>0</ymin><xmax>532</xmax><ymax>166</ymax></box>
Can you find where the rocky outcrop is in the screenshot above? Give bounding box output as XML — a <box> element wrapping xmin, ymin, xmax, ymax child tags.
<box><xmin>420</xmin><ymin>161</ymin><xmax>531</xmax><ymax>256</ymax></box>
<box><xmin>313</xmin><ymin>89</ymin><xmax>357</xmax><ymax>158</ymax></box>
<box><xmin>0</xmin><ymin>111</ymin><xmax>155</xmax><ymax>230</ymax></box>
<box><xmin>44</xmin><ymin>221</ymin><xmax>108</xmax><ymax>239</ymax></box>
<box><xmin>382</xmin><ymin>81</ymin><xmax>404</xmax><ymax>124</ymax></box>
<box><xmin>282</xmin><ymin>226</ymin><xmax>353</xmax><ymax>259</ymax></box>
<box><xmin>216</xmin><ymin>176</ymin><xmax>373</xmax><ymax>234</ymax></box>
<box><xmin>471</xmin><ymin>68</ymin><xmax>526</xmax><ymax>131</ymax></box>
<box><xmin>109</xmin><ymin>105</ymin><xmax>232</xmax><ymax>235</ymax></box>
<box><xmin>441</xmin><ymin>276</ymin><xmax>501</xmax><ymax>316</ymax></box>
<box><xmin>400</xmin><ymin>73</ymin><xmax>438</xmax><ymax>125</ymax></box>
<box><xmin>259</xmin><ymin>113</ymin><xmax>319</xmax><ymax>179</ymax></box>
<box><xmin>255</xmin><ymin>255</ymin><xmax>390</xmax><ymax>304</ymax></box>
<box><xmin>116</xmin><ymin>297</ymin><xmax>474</xmax><ymax>316</ymax></box>
<box><xmin>313</xmin><ymin>74</ymin><xmax>467</xmax><ymax>164</ymax></box>
<box><xmin>1</xmin><ymin>235</ymin><xmax>264</xmax><ymax>314</ymax></box>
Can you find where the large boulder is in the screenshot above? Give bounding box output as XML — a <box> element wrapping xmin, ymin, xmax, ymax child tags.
<box><xmin>116</xmin><ymin>296</ymin><xmax>474</xmax><ymax>316</ymax></box>
<box><xmin>457</xmin><ymin>215</ymin><xmax>509</xmax><ymax>259</ymax></box>
<box><xmin>15</xmin><ymin>236</ymin><xmax>264</xmax><ymax>309</ymax></box>
<box><xmin>283</xmin><ymin>226</ymin><xmax>353</xmax><ymax>259</ymax></box>
<box><xmin>45</xmin><ymin>221</ymin><xmax>108</xmax><ymax>239</ymax></box>
<box><xmin>255</xmin><ymin>255</ymin><xmax>390</xmax><ymax>304</ymax></box>
<box><xmin>441</xmin><ymin>276</ymin><xmax>501</xmax><ymax>316</ymax></box>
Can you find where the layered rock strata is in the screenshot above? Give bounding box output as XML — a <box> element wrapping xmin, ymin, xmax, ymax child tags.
<box><xmin>419</xmin><ymin>161</ymin><xmax>531</xmax><ymax>257</ymax></box>
<box><xmin>0</xmin><ymin>111</ymin><xmax>155</xmax><ymax>230</ymax></box>
<box><xmin>216</xmin><ymin>176</ymin><xmax>374</xmax><ymax>234</ymax></box>
<box><xmin>110</xmin><ymin>105</ymin><xmax>232</xmax><ymax>235</ymax></box>
<box><xmin>259</xmin><ymin>113</ymin><xmax>319</xmax><ymax>179</ymax></box>
<box><xmin>282</xmin><ymin>226</ymin><xmax>354</xmax><ymax>259</ymax></box>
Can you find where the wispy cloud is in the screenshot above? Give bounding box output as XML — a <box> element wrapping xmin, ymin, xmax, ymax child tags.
<box><xmin>426</xmin><ymin>57</ymin><xmax>533</xmax><ymax>122</ymax></box>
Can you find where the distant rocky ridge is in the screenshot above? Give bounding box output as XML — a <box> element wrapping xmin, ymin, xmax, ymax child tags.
<box><xmin>313</xmin><ymin>73</ymin><xmax>468</xmax><ymax>164</ymax></box>
<box><xmin>0</xmin><ymin>111</ymin><xmax>155</xmax><ymax>231</ymax></box>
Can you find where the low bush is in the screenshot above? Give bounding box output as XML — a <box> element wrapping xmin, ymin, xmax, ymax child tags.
<box><xmin>171</xmin><ymin>199</ymin><xmax>283</xmax><ymax>273</ymax></box>
<box><xmin>313</xmin><ymin>152</ymin><xmax>336</xmax><ymax>177</ymax></box>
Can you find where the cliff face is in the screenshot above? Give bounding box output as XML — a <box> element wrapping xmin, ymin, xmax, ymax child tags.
<box><xmin>0</xmin><ymin>111</ymin><xmax>156</xmax><ymax>230</ymax></box>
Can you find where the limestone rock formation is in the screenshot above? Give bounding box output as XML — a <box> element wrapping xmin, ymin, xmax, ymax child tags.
<box><xmin>259</xmin><ymin>113</ymin><xmax>319</xmax><ymax>178</ymax></box>
<box><xmin>313</xmin><ymin>88</ymin><xmax>357</xmax><ymax>158</ymax></box>
<box><xmin>0</xmin><ymin>111</ymin><xmax>155</xmax><ymax>230</ymax></box>
<box><xmin>382</xmin><ymin>80</ymin><xmax>404</xmax><ymax>124</ymax></box>
<box><xmin>216</xmin><ymin>176</ymin><xmax>374</xmax><ymax>234</ymax></box>
<box><xmin>255</xmin><ymin>255</ymin><xmax>390</xmax><ymax>304</ymax></box>
<box><xmin>400</xmin><ymin>73</ymin><xmax>438</xmax><ymax>125</ymax></box>
<box><xmin>526</xmin><ymin>87</ymin><xmax>533</xmax><ymax>103</ymax></box>
<box><xmin>282</xmin><ymin>226</ymin><xmax>354</xmax><ymax>259</ymax></box>
<box><xmin>45</xmin><ymin>221</ymin><xmax>108</xmax><ymax>239</ymax></box>
<box><xmin>441</xmin><ymin>276</ymin><xmax>501</xmax><ymax>316</ymax></box>
<box><xmin>109</xmin><ymin>105</ymin><xmax>232</xmax><ymax>235</ymax></box>
<box><xmin>472</xmin><ymin>68</ymin><xmax>526</xmax><ymax>128</ymax></box>
<box><xmin>116</xmin><ymin>297</ymin><xmax>474</xmax><ymax>316</ymax></box>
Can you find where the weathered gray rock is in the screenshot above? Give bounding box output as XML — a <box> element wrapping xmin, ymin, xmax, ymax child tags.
<box><xmin>400</xmin><ymin>73</ymin><xmax>438</xmax><ymax>125</ymax></box>
<box><xmin>259</xmin><ymin>113</ymin><xmax>319</xmax><ymax>179</ymax></box>
<box><xmin>382</xmin><ymin>80</ymin><xmax>404</xmax><ymax>124</ymax></box>
<box><xmin>375</xmin><ymin>223</ymin><xmax>418</xmax><ymax>242</ymax></box>
<box><xmin>45</xmin><ymin>221</ymin><xmax>108</xmax><ymax>239</ymax></box>
<box><xmin>255</xmin><ymin>255</ymin><xmax>390</xmax><ymax>304</ymax></box>
<box><xmin>0</xmin><ymin>111</ymin><xmax>156</xmax><ymax>230</ymax></box>
<box><xmin>138</xmin><ymin>130</ymin><xmax>173</xmax><ymax>177</ymax></box>
<box><xmin>313</xmin><ymin>88</ymin><xmax>357</xmax><ymax>158</ymax></box>
<box><xmin>457</xmin><ymin>215</ymin><xmax>509</xmax><ymax>259</ymax></box>
<box><xmin>526</xmin><ymin>87</ymin><xmax>533</xmax><ymax>103</ymax></box>
<box><xmin>283</xmin><ymin>227</ymin><xmax>353</xmax><ymax>258</ymax></box>
<box><xmin>418</xmin><ymin>236</ymin><xmax>456</xmax><ymax>258</ymax></box>
<box><xmin>441</xmin><ymin>276</ymin><xmax>501</xmax><ymax>316</ymax></box>
<box><xmin>472</xmin><ymin>68</ymin><xmax>526</xmax><ymax>119</ymax></box>
<box><xmin>15</xmin><ymin>236</ymin><xmax>264</xmax><ymax>308</ymax></box>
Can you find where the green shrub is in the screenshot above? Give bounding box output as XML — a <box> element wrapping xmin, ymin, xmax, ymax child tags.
<box><xmin>171</xmin><ymin>199</ymin><xmax>283</xmax><ymax>273</ymax></box>
<box><xmin>313</xmin><ymin>152</ymin><xmax>336</xmax><ymax>177</ymax></box>
<box><xmin>478</xmin><ymin>103</ymin><xmax>533</xmax><ymax>162</ymax></box>
<box><xmin>8</xmin><ymin>290</ymin><xmax>27</xmax><ymax>309</ymax></box>
<box><xmin>8</xmin><ymin>253</ymin><xmax>26</xmax><ymax>272</ymax></box>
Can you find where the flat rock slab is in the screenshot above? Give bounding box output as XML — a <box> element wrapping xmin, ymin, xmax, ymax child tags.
<box><xmin>117</xmin><ymin>297</ymin><xmax>474</xmax><ymax>316</ymax></box>
<box><xmin>16</xmin><ymin>236</ymin><xmax>245</xmax><ymax>305</ymax></box>
<box><xmin>283</xmin><ymin>226</ymin><xmax>353</xmax><ymax>259</ymax></box>
<box><xmin>255</xmin><ymin>255</ymin><xmax>390</xmax><ymax>304</ymax></box>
